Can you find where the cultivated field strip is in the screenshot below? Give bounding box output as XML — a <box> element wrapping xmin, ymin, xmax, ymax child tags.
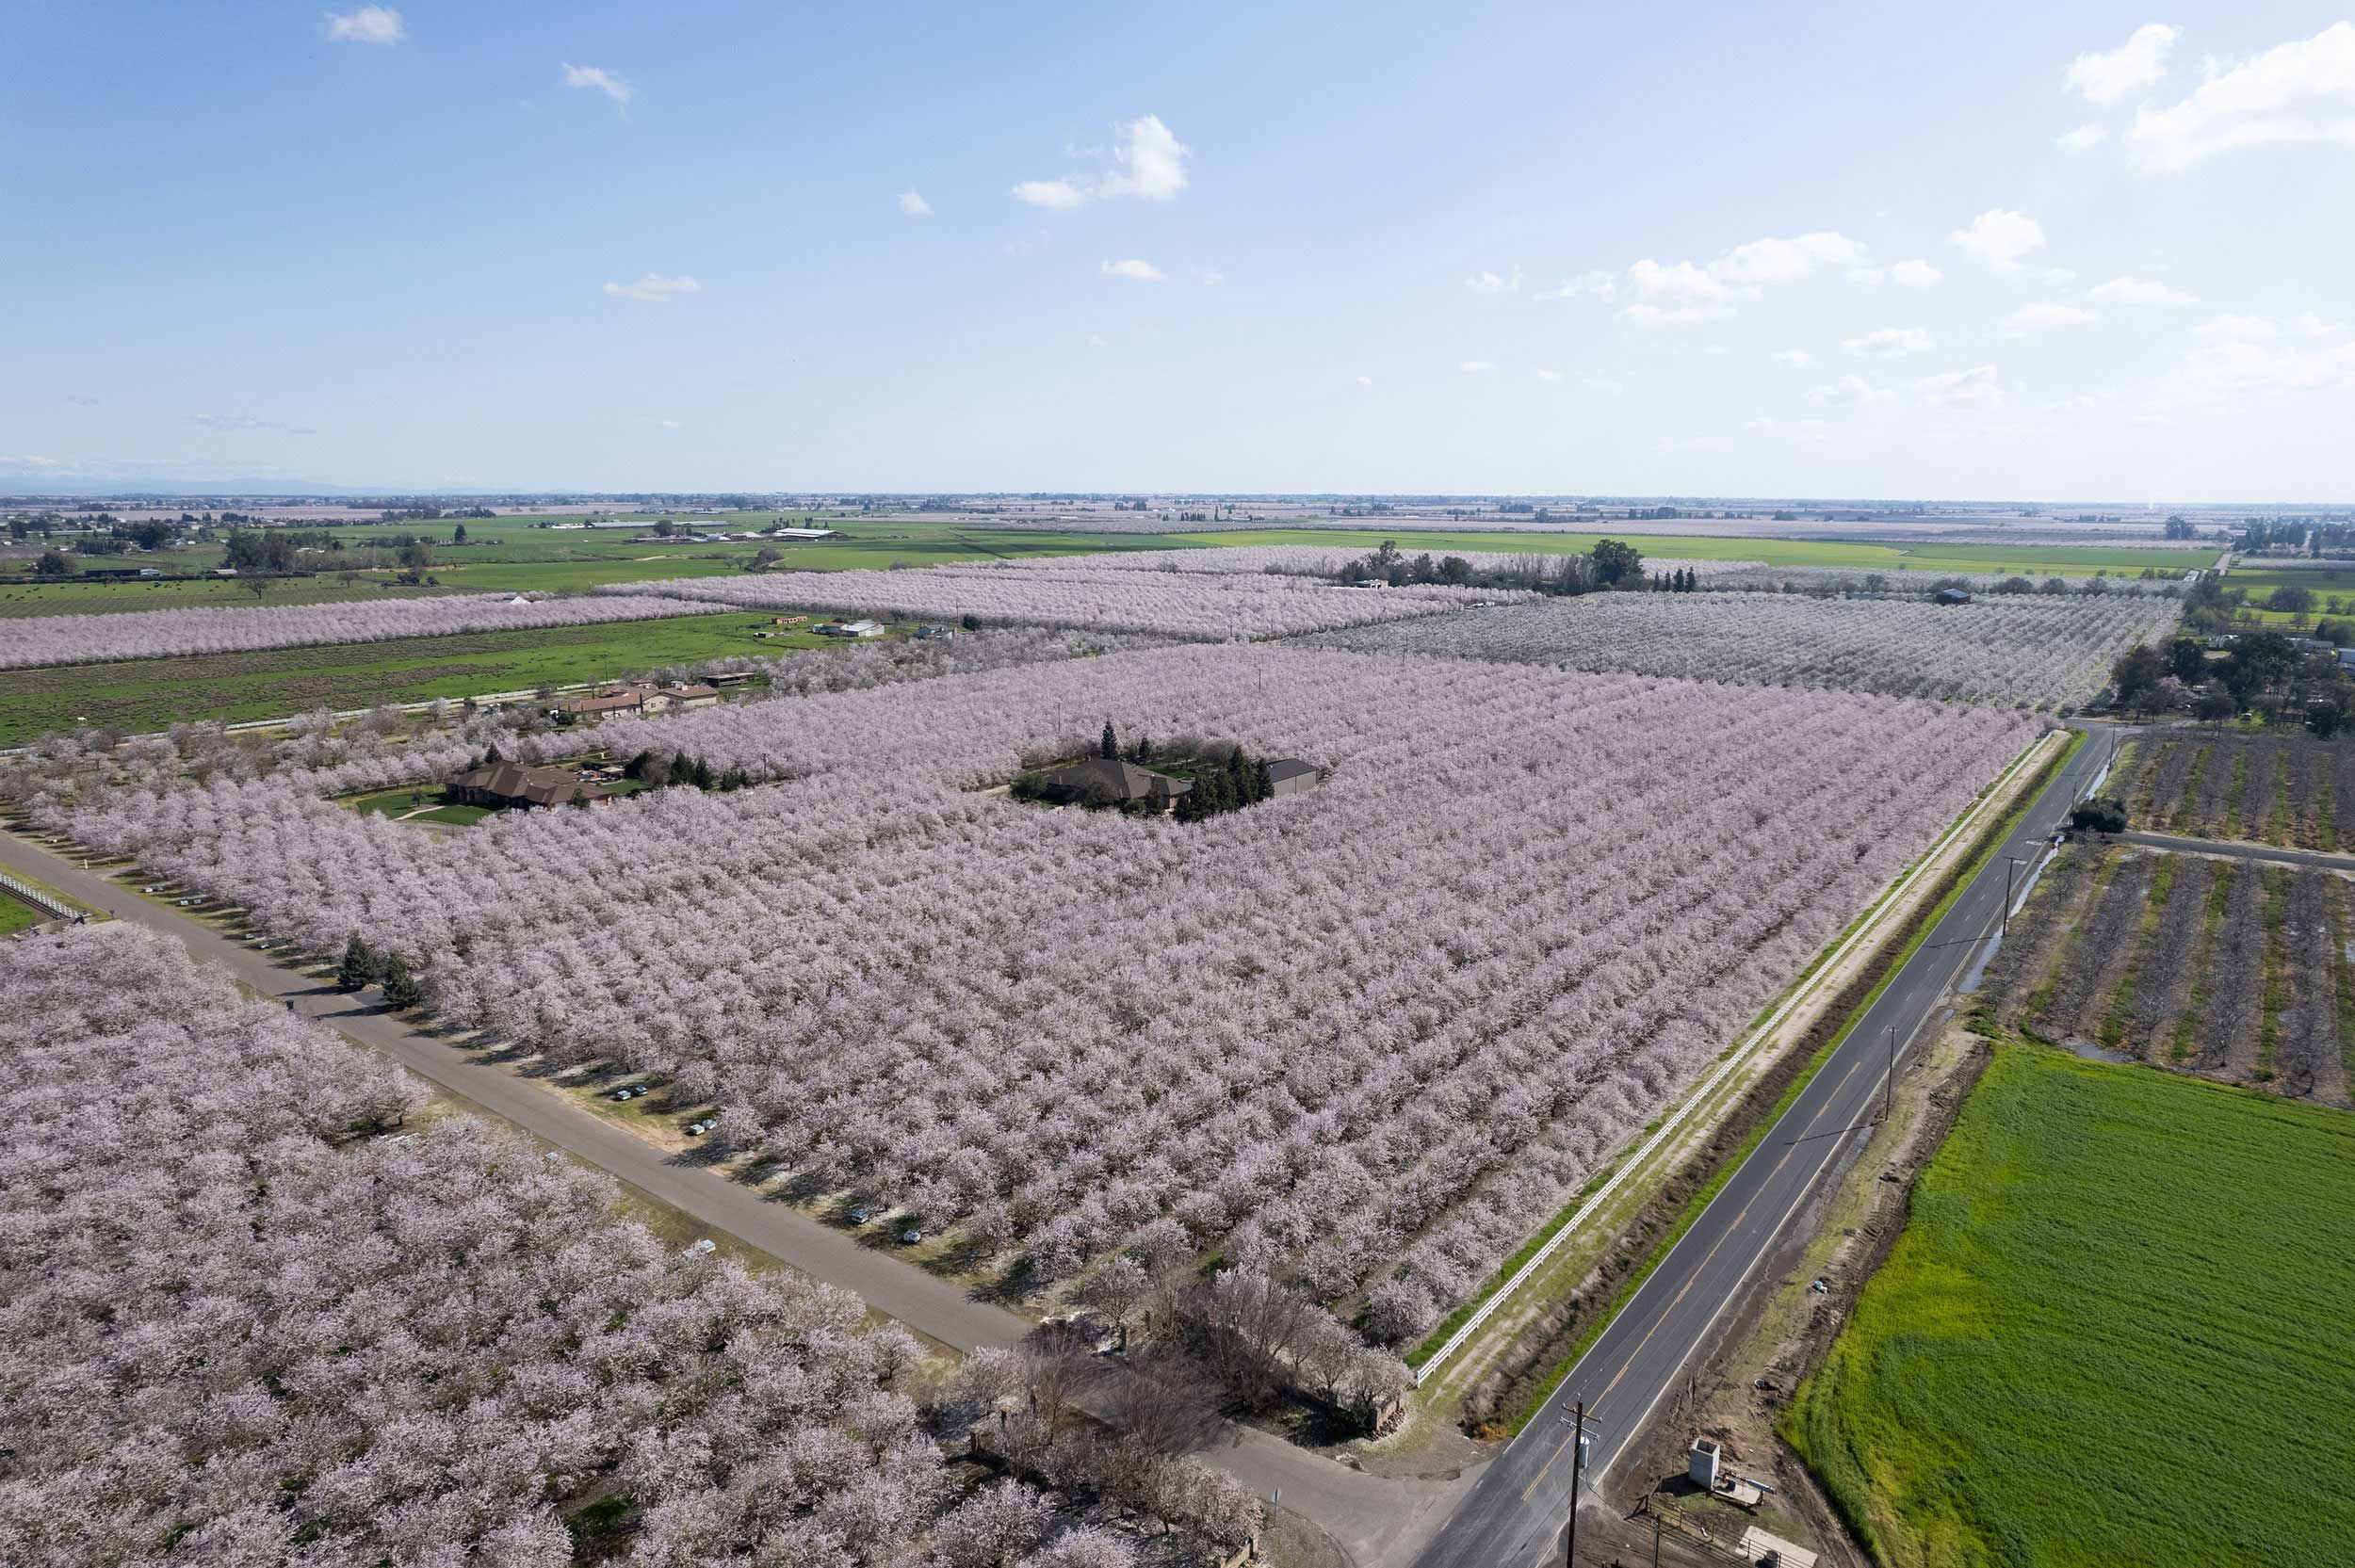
<box><xmin>1304</xmin><ymin>591</ymin><xmax>2183</xmax><ymax>709</ymax></box>
<box><xmin>1987</xmin><ymin>842</ymin><xmax>2353</xmax><ymax>1105</ymax></box>
<box><xmin>2115</xmin><ymin>731</ymin><xmax>2355</xmax><ymax>849</ymax></box>
<box><xmin>0</xmin><ymin>591</ymin><xmax>726</xmax><ymax>671</ymax></box>
<box><xmin>608</xmin><ymin>564</ymin><xmax>1528</xmax><ymax>640</ymax></box>
<box><xmin>51</xmin><ymin>646</ymin><xmax>2036</xmax><ymax>1350</ymax></box>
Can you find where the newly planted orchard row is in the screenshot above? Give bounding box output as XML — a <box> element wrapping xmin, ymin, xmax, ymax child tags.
<box><xmin>1985</xmin><ymin>842</ymin><xmax>2353</xmax><ymax>1104</ymax></box>
<box><xmin>2116</xmin><ymin>730</ymin><xmax>2355</xmax><ymax>849</ymax></box>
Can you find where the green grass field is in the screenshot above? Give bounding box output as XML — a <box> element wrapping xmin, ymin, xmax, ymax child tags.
<box><xmin>0</xmin><ymin>613</ymin><xmax>823</xmax><ymax>744</ymax></box>
<box><xmin>1173</xmin><ymin>529</ymin><xmax>2212</xmax><ymax>576</ymax></box>
<box><xmin>1784</xmin><ymin>1044</ymin><xmax>2355</xmax><ymax>1568</ymax></box>
<box><xmin>0</xmin><ymin>895</ymin><xmax>43</xmax><ymax>935</ymax></box>
<box><xmin>0</xmin><ymin>515</ymin><xmax>1202</xmax><ymax>611</ymax></box>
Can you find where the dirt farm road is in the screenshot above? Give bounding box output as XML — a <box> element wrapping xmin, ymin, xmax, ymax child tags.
<box><xmin>0</xmin><ymin>828</ymin><xmax>1470</xmax><ymax>1568</ymax></box>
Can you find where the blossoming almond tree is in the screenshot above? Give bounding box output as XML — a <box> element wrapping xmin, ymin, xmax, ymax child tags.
<box><xmin>51</xmin><ymin>646</ymin><xmax>2039</xmax><ymax>1353</ymax></box>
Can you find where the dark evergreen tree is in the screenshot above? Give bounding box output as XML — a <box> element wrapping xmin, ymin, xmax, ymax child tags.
<box><xmin>379</xmin><ymin>953</ymin><xmax>420</xmax><ymax>1010</ymax></box>
<box><xmin>1253</xmin><ymin>759</ymin><xmax>1274</xmax><ymax>801</ymax></box>
<box><xmin>336</xmin><ymin>934</ymin><xmax>376</xmax><ymax>992</ymax></box>
<box><xmin>1101</xmin><ymin>719</ymin><xmax>1119</xmax><ymax>760</ymax></box>
<box><xmin>623</xmin><ymin>750</ymin><xmax>655</xmax><ymax>781</ymax></box>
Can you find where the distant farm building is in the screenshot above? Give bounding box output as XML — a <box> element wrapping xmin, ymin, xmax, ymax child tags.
<box><xmin>770</xmin><ymin>526</ymin><xmax>840</xmax><ymax>540</ymax></box>
<box><xmin>1265</xmin><ymin>758</ymin><xmax>1322</xmax><ymax>797</ymax></box>
<box><xmin>1933</xmin><ymin>587</ymin><xmax>1973</xmax><ymax>606</ymax></box>
<box><xmin>556</xmin><ymin>683</ymin><xmax>721</xmax><ymax>722</ymax></box>
<box><xmin>814</xmin><ymin>619</ymin><xmax>885</xmax><ymax>639</ymax></box>
<box><xmin>446</xmin><ymin>762</ymin><xmax>612</xmax><ymax>810</ymax></box>
<box><xmin>1039</xmin><ymin>758</ymin><xmax>1193</xmax><ymax>810</ymax></box>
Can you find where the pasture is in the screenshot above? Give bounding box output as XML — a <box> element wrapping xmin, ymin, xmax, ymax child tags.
<box><xmin>1786</xmin><ymin>1043</ymin><xmax>2355</xmax><ymax>1568</ymax></box>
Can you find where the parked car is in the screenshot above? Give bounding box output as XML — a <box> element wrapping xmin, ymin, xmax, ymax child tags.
<box><xmin>899</xmin><ymin>1227</ymin><xmax>923</xmax><ymax>1245</ymax></box>
<box><xmin>847</xmin><ymin>1205</ymin><xmax>871</xmax><ymax>1224</ymax></box>
<box><xmin>139</xmin><ymin>884</ymin><xmax>165</xmax><ymax>894</ymax></box>
<box><xmin>686</xmin><ymin>1119</ymin><xmax>715</xmax><ymax>1136</ymax></box>
<box><xmin>611</xmin><ymin>1085</ymin><xmax>644</xmax><ymax>1102</ymax></box>
<box><xmin>175</xmin><ymin>897</ymin><xmax>203</xmax><ymax>907</ymax></box>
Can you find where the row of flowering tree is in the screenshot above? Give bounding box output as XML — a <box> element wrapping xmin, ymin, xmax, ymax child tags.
<box><xmin>45</xmin><ymin>646</ymin><xmax>2039</xmax><ymax>1353</ymax></box>
<box><xmin>601</xmin><ymin>564</ymin><xmax>1527</xmax><ymax>640</ymax></box>
<box><xmin>1</xmin><ymin>591</ymin><xmax>729</xmax><ymax>671</ymax></box>
<box><xmin>0</xmin><ymin>924</ymin><xmax>1259</xmax><ymax>1567</ymax></box>
<box><xmin>1309</xmin><ymin>590</ymin><xmax>2184</xmax><ymax>709</ymax></box>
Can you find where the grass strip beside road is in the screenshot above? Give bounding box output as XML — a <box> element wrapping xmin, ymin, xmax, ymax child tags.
<box><xmin>1492</xmin><ymin>728</ymin><xmax>2083</xmax><ymax>1435</ymax></box>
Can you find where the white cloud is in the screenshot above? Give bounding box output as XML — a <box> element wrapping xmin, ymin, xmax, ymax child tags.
<box><xmin>1625</xmin><ymin>258</ymin><xmax>1749</xmax><ymax>304</ymax></box>
<box><xmin>2003</xmin><ymin>301</ymin><xmax>2100</xmax><ymax>336</ymax></box>
<box><xmin>2088</xmin><ymin>275</ymin><xmax>2196</xmax><ymax>306</ymax></box>
<box><xmin>2158</xmin><ymin>315</ymin><xmax>2355</xmax><ymax>405</ymax></box>
<box><xmin>1950</xmin><ymin>208</ymin><xmax>2047</xmax><ymax>272</ymax></box>
<box><xmin>1618</xmin><ymin>301</ymin><xmax>1733</xmax><ymax>326</ymax></box>
<box><xmin>898</xmin><ymin>190</ymin><xmax>932</xmax><ymax>217</ymax></box>
<box><xmin>1100</xmin><ymin>258</ymin><xmax>1164</xmax><ymax>283</ymax></box>
<box><xmin>1914</xmin><ymin>364</ymin><xmax>2006</xmax><ymax>409</ymax></box>
<box><xmin>2126</xmin><ymin>24</ymin><xmax>2355</xmax><ymax>171</ymax></box>
<box><xmin>1844</xmin><ymin>327</ymin><xmax>1936</xmax><ymax>356</ymax></box>
<box><xmin>1098</xmin><ymin>114</ymin><xmax>1189</xmax><ymax>201</ymax></box>
<box><xmin>1012</xmin><ymin>114</ymin><xmax>1190</xmax><ymax>208</ymax></box>
<box><xmin>1538</xmin><ymin>269</ymin><xmax>1616</xmax><ymax>300</ymax></box>
<box><xmin>1711</xmin><ymin>231</ymin><xmax>1867</xmax><ymax>285</ymax></box>
<box><xmin>1463</xmin><ymin>267</ymin><xmax>1523</xmax><ymax>295</ymax></box>
<box><xmin>2194</xmin><ymin>313</ymin><xmax>2279</xmax><ymax>342</ymax></box>
<box><xmin>1195</xmin><ymin>267</ymin><xmax>1226</xmax><ymax>286</ymax></box>
<box><xmin>1459</xmin><ymin>360</ymin><xmax>1497</xmax><ymax>373</ymax></box>
<box><xmin>325</xmin><ymin>7</ymin><xmax>404</xmax><ymax>44</ymax></box>
<box><xmin>603</xmin><ymin>272</ymin><xmax>699</xmax><ymax>302</ymax></box>
<box><xmin>1534</xmin><ymin>368</ymin><xmax>1563</xmax><ymax>380</ymax></box>
<box><xmin>1890</xmin><ymin>259</ymin><xmax>1943</xmax><ymax>288</ymax></box>
<box><xmin>562</xmin><ymin>63</ymin><xmax>633</xmax><ymax>108</ymax></box>
<box><xmin>657</xmin><ymin>419</ymin><xmax>681</xmax><ymax>429</ymax></box>
<box><xmin>2298</xmin><ymin>312</ymin><xmax>2348</xmax><ymax>338</ymax></box>
<box><xmin>2066</xmin><ymin>24</ymin><xmax>2180</xmax><ymax>106</ymax></box>
<box><xmin>1773</xmin><ymin>348</ymin><xmax>1811</xmax><ymax>368</ymax></box>
<box><xmin>2056</xmin><ymin>123</ymin><xmax>2109</xmax><ymax>152</ymax></box>
<box><xmin>1355</xmin><ymin>375</ymin><xmax>1373</xmax><ymax>387</ymax></box>
<box><xmin>1089</xmin><ymin>333</ymin><xmax>1109</xmax><ymax>348</ymax></box>
<box><xmin>1809</xmin><ymin>375</ymin><xmax>1892</xmax><ymax>407</ymax></box>
<box><xmin>1590</xmin><ymin>232</ymin><xmax>1867</xmax><ymax>319</ymax></box>
<box><xmin>1012</xmin><ymin>179</ymin><xmax>1087</xmax><ymax>209</ymax></box>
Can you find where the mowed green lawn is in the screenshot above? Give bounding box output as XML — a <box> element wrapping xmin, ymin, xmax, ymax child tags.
<box><xmin>1784</xmin><ymin>1044</ymin><xmax>2355</xmax><ymax>1568</ymax></box>
<box><xmin>0</xmin><ymin>614</ymin><xmax>821</xmax><ymax>744</ymax></box>
<box><xmin>0</xmin><ymin>895</ymin><xmax>43</xmax><ymax>935</ymax></box>
<box><xmin>0</xmin><ymin>576</ymin><xmax>473</xmax><ymax>618</ymax></box>
<box><xmin>1173</xmin><ymin>529</ymin><xmax>2212</xmax><ymax>576</ymax></box>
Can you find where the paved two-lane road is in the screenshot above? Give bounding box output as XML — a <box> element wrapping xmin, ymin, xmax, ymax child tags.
<box><xmin>1415</xmin><ymin>729</ymin><xmax>2112</xmax><ymax>1568</ymax></box>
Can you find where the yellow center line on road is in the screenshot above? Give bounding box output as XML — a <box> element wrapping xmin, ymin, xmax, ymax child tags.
<box><xmin>1518</xmin><ymin>1051</ymin><xmax>1866</xmax><ymax>1505</ymax></box>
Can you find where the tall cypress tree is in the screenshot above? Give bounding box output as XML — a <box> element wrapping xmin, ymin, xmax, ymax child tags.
<box><xmin>1101</xmin><ymin>719</ymin><xmax>1119</xmax><ymax>760</ymax></box>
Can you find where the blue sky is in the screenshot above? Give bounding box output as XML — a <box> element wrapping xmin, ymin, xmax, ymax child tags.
<box><xmin>3</xmin><ymin>2</ymin><xmax>2351</xmax><ymax>499</ymax></box>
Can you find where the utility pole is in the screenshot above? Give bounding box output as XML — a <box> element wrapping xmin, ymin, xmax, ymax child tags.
<box><xmin>2003</xmin><ymin>856</ymin><xmax>2023</xmax><ymax>932</ymax></box>
<box><xmin>1566</xmin><ymin>1397</ymin><xmax>1586</xmax><ymax>1568</ymax></box>
<box><xmin>1884</xmin><ymin>1025</ymin><xmax>1896</xmax><ymax>1124</ymax></box>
